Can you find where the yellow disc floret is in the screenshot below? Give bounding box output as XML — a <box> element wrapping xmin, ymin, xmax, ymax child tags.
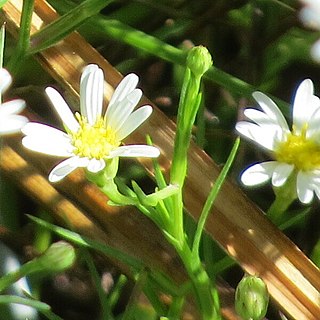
<box><xmin>70</xmin><ymin>113</ymin><xmax>119</xmax><ymax>159</ymax></box>
<box><xmin>275</xmin><ymin>125</ymin><xmax>320</xmax><ymax>171</ymax></box>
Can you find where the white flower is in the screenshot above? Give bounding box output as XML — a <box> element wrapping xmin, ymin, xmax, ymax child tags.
<box><xmin>236</xmin><ymin>79</ymin><xmax>320</xmax><ymax>204</ymax></box>
<box><xmin>299</xmin><ymin>0</ymin><xmax>320</xmax><ymax>62</ymax></box>
<box><xmin>22</xmin><ymin>64</ymin><xmax>160</xmax><ymax>182</ymax></box>
<box><xmin>0</xmin><ymin>68</ymin><xmax>27</xmax><ymax>135</ymax></box>
<box><xmin>299</xmin><ymin>0</ymin><xmax>320</xmax><ymax>30</ymax></box>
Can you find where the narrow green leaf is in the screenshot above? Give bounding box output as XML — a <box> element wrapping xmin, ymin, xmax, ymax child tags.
<box><xmin>27</xmin><ymin>214</ymin><xmax>143</xmax><ymax>271</ymax></box>
<box><xmin>30</xmin><ymin>0</ymin><xmax>113</xmax><ymax>54</ymax></box>
<box><xmin>192</xmin><ymin>137</ymin><xmax>240</xmax><ymax>256</ymax></box>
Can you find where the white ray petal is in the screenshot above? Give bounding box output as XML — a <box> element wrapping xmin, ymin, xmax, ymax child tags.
<box><xmin>49</xmin><ymin>157</ymin><xmax>86</xmax><ymax>182</ymax></box>
<box><xmin>45</xmin><ymin>87</ymin><xmax>79</xmax><ymax>132</ymax></box>
<box><xmin>293</xmin><ymin>79</ymin><xmax>320</xmax><ymax>132</ymax></box>
<box><xmin>83</xmin><ymin>67</ymin><xmax>104</xmax><ymax>124</ymax></box>
<box><xmin>235</xmin><ymin>122</ymin><xmax>281</xmax><ymax>151</ymax></box>
<box><xmin>0</xmin><ymin>99</ymin><xmax>26</xmax><ymax>115</ymax></box>
<box><xmin>116</xmin><ymin>105</ymin><xmax>152</xmax><ymax>140</ymax></box>
<box><xmin>244</xmin><ymin>108</ymin><xmax>288</xmax><ymax>129</ymax></box>
<box><xmin>296</xmin><ymin>171</ymin><xmax>314</xmax><ymax>204</ymax></box>
<box><xmin>109</xmin><ymin>145</ymin><xmax>160</xmax><ymax>158</ymax></box>
<box><xmin>105</xmin><ymin>74</ymin><xmax>139</xmax><ymax>119</ymax></box>
<box><xmin>80</xmin><ymin>64</ymin><xmax>99</xmax><ymax>118</ymax></box>
<box><xmin>106</xmin><ymin>89</ymin><xmax>142</xmax><ymax>131</ymax></box>
<box><xmin>305</xmin><ymin>106</ymin><xmax>320</xmax><ymax>138</ymax></box>
<box><xmin>252</xmin><ymin>91</ymin><xmax>289</xmax><ymax>131</ymax></box>
<box><xmin>87</xmin><ymin>158</ymin><xmax>106</xmax><ymax>173</ymax></box>
<box><xmin>312</xmin><ymin>178</ymin><xmax>320</xmax><ymax>200</ymax></box>
<box><xmin>22</xmin><ymin>123</ymin><xmax>73</xmax><ymax>156</ymax></box>
<box><xmin>22</xmin><ymin>122</ymin><xmax>67</xmax><ymax>137</ymax></box>
<box><xmin>0</xmin><ymin>68</ymin><xmax>12</xmax><ymax>93</ymax></box>
<box><xmin>0</xmin><ymin>115</ymin><xmax>28</xmax><ymax>134</ymax></box>
<box><xmin>240</xmin><ymin>161</ymin><xmax>279</xmax><ymax>186</ymax></box>
<box><xmin>271</xmin><ymin>163</ymin><xmax>294</xmax><ymax>187</ymax></box>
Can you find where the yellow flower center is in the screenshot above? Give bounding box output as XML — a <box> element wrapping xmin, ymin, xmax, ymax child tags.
<box><xmin>70</xmin><ymin>113</ymin><xmax>119</xmax><ymax>159</ymax></box>
<box><xmin>274</xmin><ymin>125</ymin><xmax>320</xmax><ymax>171</ymax></box>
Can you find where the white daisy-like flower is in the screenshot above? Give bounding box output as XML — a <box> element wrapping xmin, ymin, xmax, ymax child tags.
<box><xmin>0</xmin><ymin>68</ymin><xmax>27</xmax><ymax>135</ymax></box>
<box><xmin>22</xmin><ymin>64</ymin><xmax>160</xmax><ymax>182</ymax></box>
<box><xmin>236</xmin><ymin>79</ymin><xmax>320</xmax><ymax>204</ymax></box>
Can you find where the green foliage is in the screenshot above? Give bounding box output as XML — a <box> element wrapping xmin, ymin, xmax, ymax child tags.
<box><xmin>2</xmin><ymin>0</ymin><xmax>320</xmax><ymax>319</ymax></box>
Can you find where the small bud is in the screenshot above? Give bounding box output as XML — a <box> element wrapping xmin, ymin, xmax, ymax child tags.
<box><xmin>235</xmin><ymin>275</ymin><xmax>269</xmax><ymax>320</ymax></box>
<box><xmin>186</xmin><ymin>46</ymin><xmax>213</xmax><ymax>77</ymax></box>
<box><xmin>34</xmin><ymin>241</ymin><xmax>76</xmax><ymax>274</ymax></box>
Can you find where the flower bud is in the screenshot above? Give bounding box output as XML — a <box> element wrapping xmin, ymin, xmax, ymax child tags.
<box><xmin>186</xmin><ymin>46</ymin><xmax>213</xmax><ymax>77</ymax></box>
<box><xmin>34</xmin><ymin>241</ymin><xmax>76</xmax><ymax>274</ymax></box>
<box><xmin>235</xmin><ymin>275</ymin><xmax>269</xmax><ymax>320</ymax></box>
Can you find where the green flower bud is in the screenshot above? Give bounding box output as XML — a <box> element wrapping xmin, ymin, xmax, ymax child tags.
<box><xmin>34</xmin><ymin>241</ymin><xmax>76</xmax><ymax>274</ymax></box>
<box><xmin>186</xmin><ymin>45</ymin><xmax>213</xmax><ymax>77</ymax></box>
<box><xmin>235</xmin><ymin>275</ymin><xmax>269</xmax><ymax>320</ymax></box>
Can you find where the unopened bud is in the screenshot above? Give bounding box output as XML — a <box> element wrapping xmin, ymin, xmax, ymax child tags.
<box><xmin>235</xmin><ymin>275</ymin><xmax>269</xmax><ymax>320</ymax></box>
<box><xmin>186</xmin><ymin>46</ymin><xmax>213</xmax><ymax>77</ymax></box>
<box><xmin>34</xmin><ymin>241</ymin><xmax>76</xmax><ymax>274</ymax></box>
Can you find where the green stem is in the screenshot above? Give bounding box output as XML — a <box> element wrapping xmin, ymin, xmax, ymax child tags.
<box><xmin>82</xmin><ymin>249</ymin><xmax>114</xmax><ymax>320</ymax></box>
<box><xmin>27</xmin><ymin>214</ymin><xmax>144</xmax><ymax>271</ymax></box>
<box><xmin>99</xmin><ymin>178</ymin><xmax>137</xmax><ymax>206</ymax></box>
<box><xmin>170</xmin><ymin>70</ymin><xmax>201</xmax><ymax>186</ymax></box>
<box><xmin>192</xmin><ymin>137</ymin><xmax>240</xmax><ymax>256</ymax></box>
<box><xmin>85</xmin><ymin>160</ymin><xmax>137</xmax><ymax>206</ymax></box>
<box><xmin>267</xmin><ymin>172</ymin><xmax>297</xmax><ymax>224</ymax></box>
<box><xmin>6</xmin><ymin>0</ymin><xmax>34</xmax><ymax>75</ymax></box>
<box><xmin>41</xmin><ymin>0</ymin><xmax>290</xmax><ymax>115</ymax></box>
<box><xmin>29</xmin><ymin>0</ymin><xmax>113</xmax><ymax>54</ymax></box>
<box><xmin>0</xmin><ymin>261</ymin><xmax>34</xmax><ymax>293</ymax></box>
<box><xmin>177</xmin><ymin>242</ymin><xmax>221</xmax><ymax>320</ymax></box>
<box><xmin>169</xmin><ymin>69</ymin><xmax>202</xmax><ymax>243</ymax></box>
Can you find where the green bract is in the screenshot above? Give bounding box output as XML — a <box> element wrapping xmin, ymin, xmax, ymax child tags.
<box><xmin>186</xmin><ymin>45</ymin><xmax>212</xmax><ymax>77</ymax></box>
<box><xmin>35</xmin><ymin>241</ymin><xmax>76</xmax><ymax>274</ymax></box>
<box><xmin>235</xmin><ymin>275</ymin><xmax>269</xmax><ymax>320</ymax></box>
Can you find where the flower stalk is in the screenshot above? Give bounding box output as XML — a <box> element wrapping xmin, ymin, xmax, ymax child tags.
<box><xmin>0</xmin><ymin>241</ymin><xmax>75</xmax><ymax>293</ymax></box>
<box><xmin>165</xmin><ymin>46</ymin><xmax>221</xmax><ymax>319</ymax></box>
<box><xmin>267</xmin><ymin>171</ymin><xmax>297</xmax><ymax>224</ymax></box>
<box><xmin>7</xmin><ymin>0</ymin><xmax>34</xmax><ymax>75</ymax></box>
<box><xmin>177</xmin><ymin>242</ymin><xmax>221</xmax><ymax>320</ymax></box>
<box><xmin>170</xmin><ymin>46</ymin><xmax>212</xmax><ymax>244</ymax></box>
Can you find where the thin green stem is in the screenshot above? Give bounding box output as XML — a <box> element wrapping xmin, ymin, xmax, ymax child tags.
<box><xmin>82</xmin><ymin>249</ymin><xmax>114</xmax><ymax>320</ymax></box>
<box><xmin>27</xmin><ymin>215</ymin><xmax>144</xmax><ymax>271</ymax></box>
<box><xmin>86</xmin><ymin>166</ymin><xmax>137</xmax><ymax>206</ymax></box>
<box><xmin>7</xmin><ymin>0</ymin><xmax>34</xmax><ymax>75</ymax></box>
<box><xmin>100</xmin><ymin>178</ymin><xmax>137</xmax><ymax>206</ymax></box>
<box><xmin>177</xmin><ymin>242</ymin><xmax>221</xmax><ymax>320</ymax></box>
<box><xmin>107</xmin><ymin>274</ymin><xmax>127</xmax><ymax>310</ymax></box>
<box><xmin>196</xmin><ymin>92</ymin><xmax>206</xmax><ymax>148</ymax></box>
<box><xmin>169</xmin><ymin>70</ymin><xmax>202</xmax><ymax>242</ymax></box>
<box><xmin>192</xmin><ymin>137</ymin><xmax>240</xmax><ymax>256</ymax></box>
<box><xmin>0</xmin><ymin>261</ymin><xmax>34</xmax><ymax>293</ymax></box>
<box><xmin>267</xmin><ymin>172</ymin><xmax>297</xmax><ymax>224</ymax></box>
<box><xmin>44</xmin><ymin>0</ymin><xmax>290</xmax><ymax>115</ymax></box>
<box><xmin>29</xmin><ymin>0</ymin><xmax>113</xmax><ymax>54</ymax></box>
